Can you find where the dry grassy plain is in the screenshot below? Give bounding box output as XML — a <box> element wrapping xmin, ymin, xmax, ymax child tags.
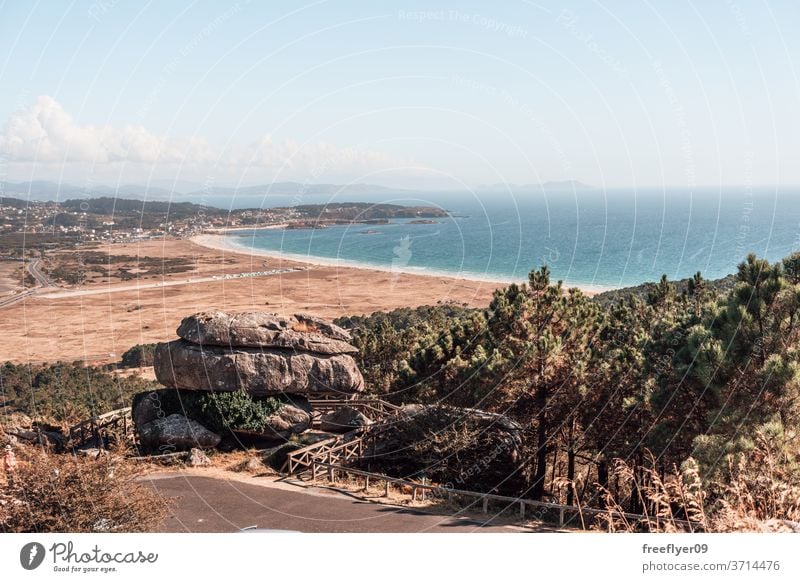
<box><xmin>0</xmin><ymin>261</ymin><xmax>23</xmax><ymax>296</ymax></box>
<box><xmin>0</xmin><ymin>238</ymin><xmax>501</xmax><ymax>364</ymax></box>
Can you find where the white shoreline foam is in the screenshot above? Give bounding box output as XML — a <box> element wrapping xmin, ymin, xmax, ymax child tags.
<box><xmin>190</xmin><ymin>232</ymin><xmax>613</xmax><ymax>295</ymax></box>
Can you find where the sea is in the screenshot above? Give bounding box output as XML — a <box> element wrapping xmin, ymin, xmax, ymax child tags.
<box><xmin>207</xmin><ymin>187</ymin><xmax>800</xmax><ymax>291</ymax></box>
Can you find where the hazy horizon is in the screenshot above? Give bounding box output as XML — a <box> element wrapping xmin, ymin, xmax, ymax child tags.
<box><xmin>5</xmin><ymin>179</ymin><xmax>800</xmax><ymax>205</ymax></box>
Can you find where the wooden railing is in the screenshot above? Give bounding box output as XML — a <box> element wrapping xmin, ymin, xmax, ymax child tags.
<box><xmin>68</xmin><ymin>407</ymin><xmax>133</xmax><ymax>448</ymax></box>
<box><xmin>307</xmin><ymin>398</ymin><xmax>401</xmax><ymax>424</ymax></box>
<box><xmin>285</xmin><ymin>397</ymin><xmax>700</xmax><ymax>531</ymax></box>
<box><xmin>284</xmin><ymin>431</ymin><xmax>363</xmax><ymax>474</ymax></box>
<box><xmin>284</xmin><ymin>398</ymin><xmax>399</xmax><ymax>474</ymax></box>
<box><xmin>308</xmin><ymin>461</ymin><xmax>701</xmax><ymax>531</ymax></box>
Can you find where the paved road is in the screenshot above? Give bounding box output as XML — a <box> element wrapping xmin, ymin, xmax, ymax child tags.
<box><xmin>27</xmin><ymin>259</ymin><xmax>51</xmax><ymax>287</ymax></box>
<box><xmin>0</xmin><ymin>265</ymin><xmax>302</xmax><ymax>308</ymax></box>
<box><xmin>0</xmin><ymin>260</ymin><xmax>49</xmax><ymax>310</ymax></box>
<box><xmin>35</xmin><ymin>267</ymin><xmax>304</xmax><ymax>299</ymax></box>
<box><xmin>148</xmin><ymin>474</ymin><xmax>533</xmax><ymax>533</ymax></box>
<box><xmin>0</xmin><ymin>268</ymin><xmax>297</xmax><ymax>310</ymax></box>
<box><xmin>0</xmin><ymin>288</ymin><xmax>36</xmax><ymax>310</ymax></box>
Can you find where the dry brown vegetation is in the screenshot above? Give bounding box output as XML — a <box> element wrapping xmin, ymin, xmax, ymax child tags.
<box><xmin>0</xmin><ymin>446</ymin><xmax>170</xmax><ymax>533</ymax></box>
<box><xmin>591</xmin><ymin>434</ymin><xmax>800</xmax><ymax>532</ymax></box>
<box><xmin>710</xmin><ymin>431</ymin><xmax>800</xmax><ymax>532</ymax></box>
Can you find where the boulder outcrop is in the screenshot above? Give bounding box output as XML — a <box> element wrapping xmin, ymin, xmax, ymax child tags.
<box><xmin>176</xmin><ymin>311</ymin><xmax>357</xmax><ymax>354</ymax></box>
<box><xmin>258</xmin><ymin>404</ymin><xmax>311</xmax><ymax>439</ymax></box>
<box><xmin>153</xmin><ymin>340</ymin><xmax>364</xmax><ymax>395</ymax></box>
<box><xmin>319</xmin><ymin>406</ymin><xmax>373</xmax><ymax>433</ymax></box>
<box><xmin>135</xmin><ymin>311</ymin><xmax>368</xmax><ymax>451</ymax></box>
<box><xmin>137</xmin><ymin>414</ymin><xmax>221</xmax><ymax>451</ymax></box>
<box><xmin>1</xmin><ymin>411</ymin><xmax>67</xmax><ymax>451</ymax></box>
<box><xmin>131</xmin><ymin>389</ymin><xmax>313</xmax><ymax>445</ymax></box>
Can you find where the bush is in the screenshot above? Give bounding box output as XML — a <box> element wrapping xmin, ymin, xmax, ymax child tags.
<box><xmin>0</xmin><ymin>447</ymin><xmax>170</xmax><ymax>532</ymax></box>
<box><xmin>132</xmin><ymin>389</ymin><xmax>285</xmax><ymax>433</ymax></box>
<box><xmin>120</xmin><ymin>344</ymin><xmax>156</xmax><ymax>368</ymax></box>
<box><xmin>711</xmin><ymin>428</ymin><xmax>800</xmax><ymax>532</ymax></box>
<box><xmin>591</xmin><ymin>436</ymin><xmax>800</xmax><ymax>532</ymax></box>
<box><xmin>194</xmin><ymin>391</ymin><xmax>284</xmax><ymax>433</ymax></box>
<box><xmin>0</xmin><ymin>361</ymin><xmax>158</xmax><ymax>423</ymax></box>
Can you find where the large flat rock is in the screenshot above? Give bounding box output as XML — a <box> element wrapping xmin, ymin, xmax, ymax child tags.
<box><xmin>138</xmin><ymin>414</ymin><xmax>221</xmax><ymax>451</ymax></box>
<box><xmin>176</xmin><ymin>311</ymin><xmax>357</xmax><ymax>355</ymax></box>
<box><xmin>153</xmin><ymin>340</ymin><xmax>365</xmax><ymax>395</ymax></box>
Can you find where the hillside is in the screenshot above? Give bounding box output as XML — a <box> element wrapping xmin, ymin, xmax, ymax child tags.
<box><xmin>288</xmin><ymin>202</ymin><xmax>447</xmax><ymax>220</ymax></box>
<box><xmin>593</xmin><ymin>273</ymin><xmax>737</xmax><ymax>306</ymax></box>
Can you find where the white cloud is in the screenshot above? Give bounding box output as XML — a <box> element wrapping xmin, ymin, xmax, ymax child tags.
<box><xmin>0</xmin><ymin>96</ymin><xmax>421</xmax><ymax>181</ymax></box>
<box><xmin>0</xmin><ymin>96</ymin><xmax>194</xmax><ymax>164</ymax></box>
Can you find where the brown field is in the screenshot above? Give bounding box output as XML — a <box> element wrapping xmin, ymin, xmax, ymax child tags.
<box><xmin>0</xmin><ymin>261</ymin><xmax>23</xmax><ymax>296</ymax></box>
<box><xmin>0</xmin><ymin>237</ymin><xmax>501</xmax><ymax>364</ymax></box>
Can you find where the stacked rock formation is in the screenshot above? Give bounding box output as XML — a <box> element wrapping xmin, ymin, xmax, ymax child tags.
<box><xmin>134</xmin><ymin>311</ymin><xmax>365</xmax><ymax>451</ymax></box>
<box><xmin>153</xmin><ymin>312</ymin><xmax>364</xmax><ymax>395</ymax></box>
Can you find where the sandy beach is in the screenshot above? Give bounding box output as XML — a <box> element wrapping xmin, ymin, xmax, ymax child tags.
<box><xmin>0</xmin><ymin>237</ymin><xmax>504</xmax><ymax>364</ymax></box>
<box><xmin>191</xmin><ymin>233</ymin><xmax>524</xmax><ymax>284</ymax></box>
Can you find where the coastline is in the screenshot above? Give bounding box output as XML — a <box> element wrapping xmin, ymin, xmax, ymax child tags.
<box><xmin>191</xmin><ymin>232</ymin><xmax>606</xmax><ymax>296</ymax></box>
<box><xmin>192</xmin><ymin>233</ymin><xmax>510</xmax><ymax>286</ymax></box>
<box><xmin>202</xmin><ymin>223</ymin><xmax>289</xmax><ymax>233</ymax></box>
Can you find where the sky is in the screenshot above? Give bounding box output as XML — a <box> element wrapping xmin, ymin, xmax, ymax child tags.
<box><xmin>0</xmin><ymin>0</ymin><xmax>799</xmax><ymax>191</ymax></box>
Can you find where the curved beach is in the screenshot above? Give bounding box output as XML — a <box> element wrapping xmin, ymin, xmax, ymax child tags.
<box><xmin>191</xmin><ymin>232</ymin><xmax>605</xmax><ymax>295</ymax></box>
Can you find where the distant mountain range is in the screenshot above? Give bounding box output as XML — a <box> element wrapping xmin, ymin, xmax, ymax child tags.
<box><xmin>1</xmin><ymin>181</ymin><xmax>176</xmax><ymax>201</ymax></box>
<box><xmin>1</xmin><ymin>179</ymin><xmax>596</xmax><ymax>204</ymax></box>
<box><xmin>0</xmin><ymin>180</ymin><xmax>406</xmax><ymax>203</ymax></box>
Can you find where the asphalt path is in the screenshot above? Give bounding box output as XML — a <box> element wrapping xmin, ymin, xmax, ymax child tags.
<box><xmin>34</xmin><ymin>267</ymin><xmax>302</xmax><ymax>299</ymax></box>
<box><xmin>27</xmin><ymin>259</ymin><xmax>51</xmax><ymax>287</ymax></box>
<box><xmin>0</xmin><ymin>260</ymin><xmax>49</xmax><ymax>310</ymax></box>
<box><xmin>147</xmin><ymin>474</ymin><xmax>536</xmax><ymax>533</ymax></box>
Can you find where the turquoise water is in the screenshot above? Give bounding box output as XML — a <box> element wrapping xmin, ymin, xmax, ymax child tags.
<box><xmin>220</xmin><ymin>188</ymin><xmax>800</xmax><ymax>290</ymax></box>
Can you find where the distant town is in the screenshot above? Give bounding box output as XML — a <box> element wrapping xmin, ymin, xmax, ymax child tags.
<box><xmin>0</xmin><ymin>196</ymin><xmax>447</xmax><ymax>259</ymax></box>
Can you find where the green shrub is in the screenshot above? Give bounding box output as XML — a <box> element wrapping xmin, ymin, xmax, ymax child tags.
<box><xmin>194</xmin><ymin>391</ymin><xmax>284</xmax><ymax>433</ymax></box>
<box><xmin>119</xmin><ymin>344</ymin><xmax>156</xmax><ymax>368</ymax></box>
<box><xmin>132</xmin><ymin>389</ymin><xmax>285</xmax><ymax>433</ymax></box>
<box><xmin>0</xmin><ymin>361</ymin><xmax>157</xmax><ymax>423</ymax></box>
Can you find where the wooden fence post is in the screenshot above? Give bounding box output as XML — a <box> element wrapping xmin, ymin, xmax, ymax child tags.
<box><xmin>519</xmin><ymin>501</ymin><xmax>525</xmax><ymax>520</ymax></box>
<box><xmin>384</xmin><ymin>480</ymin><xmax>390</xmax><ymax>497</ymax></box>
<box><xmin>482</xmin><ymin>497</ymin><xmax>488</xmax><ymax>514</ymax></box>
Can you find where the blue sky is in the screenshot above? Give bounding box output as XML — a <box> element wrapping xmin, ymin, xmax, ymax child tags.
<box><xmin>0</xmin><ymin>0</ymin><xmax>798</xmax><ymax>190</ymax></box>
